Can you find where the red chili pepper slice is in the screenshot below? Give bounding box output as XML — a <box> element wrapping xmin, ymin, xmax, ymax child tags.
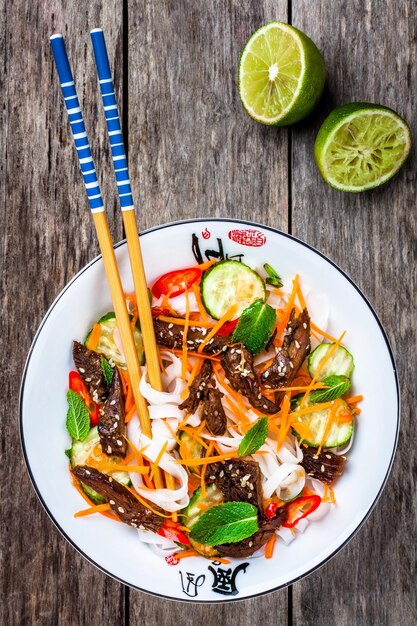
<box><xmin>215</xmin><ymin>318</ymin><xmax>239</xmax><ymax>336</ymax></box>
<box><xmin>69</xmin><ymin>371</ymin><xmax>100</xmax><ymax>427</ymax></box>
<box><xmin>157</xmin><ymin>522</ymin><xmax>190</xmax><ymax>546</ymax></box>
<box><xmin>151</xmin><ymin>267</ymin><xmax>202</xmax><ymax>299</ymax></box>
<box><xmin>283</xmin><ymin>495</ymin><xmax>321</xmax><ymax>529</ymax></box>
<box><xmin>265</xmin><ymin>501</ymin><xmax>282</xmax><ymax>520</ymax></box>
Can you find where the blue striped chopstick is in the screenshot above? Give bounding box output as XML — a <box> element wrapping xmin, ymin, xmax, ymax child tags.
<box><xmin>49</xmin><ymin>34</ymin><xmax>104</xmax><ymax>214</ymax></box>
<box><xmin>90</xmin><ymin>28</ymin><xmax>134</xmax><ymax>211</ymax></box>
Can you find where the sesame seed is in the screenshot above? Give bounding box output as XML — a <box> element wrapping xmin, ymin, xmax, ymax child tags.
<box><xmin>321</xmin><ymin>465</ymin><xmax>325</xmax><ymax>472</ymax></box>
<box><xmin>209</xmin><ymin>475</ymin><xmax>216</xmax><ymax>480</ymax></box>
<box><xmin>110</xmin><ymin>400</ymin><xmax>116</xmax><ymax>406</ymax></box>
<box><xmin>257</xmin><ymin>393</ymin><xmax>262</xmax><ymax>399</ymax></box>
<box><xmin>131</xmin><ymin>522</ymin><xmax>138</xmax><ymax>528</ymax></box>
<box><xmin>242</xmin><ymin>474</ymin><xmax>251</xmax><ymax>482</ymax></box>
<box><xmin>118</xmin><ymin>506</ymin><xmax>125</xmax><ymax>513</ymax></box>
<box><xmin>168</xmin><ymin>330</ymin><xmax>174</xmax><ymax>336</ymax></box>
<box><xmin>313</xmin><ymin>455</ymin><xmax>318</xmax><ymax>459</ymax></box>
<box><xmin>116</xmin><ymin>439</ymin><xmax>123</xmax><ymax>446</ymax></box>
<box><xmin>219</xmin><ymin>470</ymin><xmax>224</xmax><ymax>478</ymax></box>
<box><xmin>79</xmin><ymin>368</ymin><xmax>85</xmax><ymax>373</ymax></box>
<box><xmin>107</xmin><ymin>446</ymin><xmax>113</xmax><ymax>454</ymax></box>
<box><xmin>325</xmin><ymin>454</ymin><xmax>332</xmax><ymax>459</ymax></box>
<box><xmin>139</xmin><ymin>524</ymin><xmax>146</xmax><ymax>530</ymax></box>
<box><xmin>168</xmin><ymin>323</ymin><xmax>173</xmax><ymax>329</ymax></box>
<box><xmin>295</xmin><ymin>340</ymin><xmax>300</xmax><ymax>349</ymax></box>
<box><xmin>264</xmin><ymin>371</ymin><xmax>269</xmax><ymax>378</ymax></box>
<box><xmin>85</xmin><ymin>377</ymin><xmax>92</xmax><ymax>383</ymax></box>
<box><xmin>248</xmin><ymin>541</ymin><xmax>253</xmax><ymax>547</ymax></box>
<box><xmin>228</xmin><ymin>464</ymin><xmax>233</xmax><ymax>470</ymax></box>
<box><xmin>303</xmin><ymin>323</ymin><xmax>307</xmax><ymax>330</ymax></box>
<box><xmin>109</xmin><ymin>500</ymin><xmax>115</xmax><ymax>505</ymax></box>
<box><xmin>85</xmin><ymin>470</ymin><xmax>91</xmax><ymax>475</ymax></box>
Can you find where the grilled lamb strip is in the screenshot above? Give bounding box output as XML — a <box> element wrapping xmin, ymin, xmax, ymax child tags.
<box><xmin>301</xmin><ymin>446</ymin><xmax>346</xmax><ymax>484</ymax></box>
<box><xmin>72</xmin><ymin>466</ymin><xmax>163</xmax><ymax>532</ymax></box>
<box><xmin>206</xmin><ymin>458</ymin><xmax>264</xmax><ymax>511</ymax></box>
<box><xmin>98</xmin><ymin>366</ymin><xmax>127</xmax><ymax>458</ymax></box>
<box><xmin>201</xmin><ymin>386</ymin><xmax>227</xmax><ymax>436</ymax></box>
<box><xmin>261</xmin><ymin>308</ymin><xmax>311</xmax><ymax>397</ymax></box>
<box><xmin>179</xmin><ymin>360</ymin><xmax>213</xmax><ymax>414</ymax></box>
<box><xmin>220</xmin><ymin>344</ymin><xmax>278</xmax><ymax>414</ymax></box>
<box><xmin>179</xmin><ymin>359</ymin><xmax>227</xmax><ymax>435</ymax></box>
<box><xmin>154</xmin><ymin>318</ymin><xmax>230</xmax><ymax>354</ymax></box>
<box><xmin>73</xmin><ymin>341</ymin><xmax>108</xmax><ymax>403</ymax></box>
<box><xmin>216</xmin><ymin>508</ymin><xmax>287</xmax><ymax>558</ymax></box>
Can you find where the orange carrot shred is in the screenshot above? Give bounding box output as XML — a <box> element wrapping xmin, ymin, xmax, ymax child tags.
<box><xmin>265</xmin><ymin>533</ymin><xmax>277</xmax><ymax>559</ymax></box>
<box><xmin>74</xmin><ymin>503</ymin><xmax>111</xmax><ymax>518</ymax></box>
<box><xmin>87</xmin><ymin>323</ymin><xmax>101</xmax><ymax>351</ymax></box>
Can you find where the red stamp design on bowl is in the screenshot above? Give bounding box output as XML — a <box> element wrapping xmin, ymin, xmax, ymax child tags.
<box><xmin>202</xmin><ymin>228</ymin><xmax>211</xmax><ymax>240</ymax></box>
<box><xmin>165</xmin><ymin>554</ymin><xmax>180</xmax><ymax>566</ymax></box>
<box><xmin>228</xmin><ymin>229</ymin><xmax>266</xmax><ymax>247</ymax></box>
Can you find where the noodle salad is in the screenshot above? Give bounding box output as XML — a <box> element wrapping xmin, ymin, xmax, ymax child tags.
<box><xmin>66</xmin><ymin>256</ymin><xmax>362</xmax><ymax>561</ymax></box>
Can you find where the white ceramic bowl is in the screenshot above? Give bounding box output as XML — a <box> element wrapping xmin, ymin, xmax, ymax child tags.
<box><xmin>20</xmin><ymin>218</ymin><xmax>399</xmax><ymax>602</ymax></box>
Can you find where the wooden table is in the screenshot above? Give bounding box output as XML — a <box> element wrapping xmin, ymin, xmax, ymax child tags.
<box><xmin>2</xmin><ymin>1</ymin><xmax>416</xmax><ymax>624</ymax></box>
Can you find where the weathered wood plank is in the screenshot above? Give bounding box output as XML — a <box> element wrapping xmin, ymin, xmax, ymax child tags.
<box><xmin>1</xmin><ymin>2</ymin><xmax>125</xmax><ymax>624</ymax></box>
<box><xmin>127</xmin><ymin>0</ymin><xmax>289</xmax><ymax>621</ymax></box>
<box><xmin>291</xmin><ymin>1</ymin><xmax>417</xmax><ymax>625</ymax></box>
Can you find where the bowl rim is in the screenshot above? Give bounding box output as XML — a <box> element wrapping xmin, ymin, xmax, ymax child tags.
<box><xmin>19</xmin><ymin>217</ymin><xmax>400</xmax><ymax>603</ymax></box>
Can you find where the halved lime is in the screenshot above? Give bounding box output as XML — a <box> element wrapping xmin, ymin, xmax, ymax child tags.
<box><xmin>315</xmin><ymin>103</ymin><xmax>412</xmax><ymax>192</ymax></box>
<box><xmin>238</xmin><ymin>22</ymin><xmax>326</xmax><ymax>126</ymax></box>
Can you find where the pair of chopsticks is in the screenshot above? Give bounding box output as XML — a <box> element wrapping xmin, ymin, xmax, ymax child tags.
<box><xmin>50</xmin><ymin>30</ymin><xmax>171</xmax><ymax>495</ymax></box>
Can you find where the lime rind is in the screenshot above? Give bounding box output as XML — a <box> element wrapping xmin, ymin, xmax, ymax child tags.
<box><xmin>315</xmin><ymin>103</ymin><xmax>412</xmax><ymax>192</ymax></box>
<box><xmin>238</xmin><ymin>22</ymin><xmax>326</xmax><ymax>126</ymax></box>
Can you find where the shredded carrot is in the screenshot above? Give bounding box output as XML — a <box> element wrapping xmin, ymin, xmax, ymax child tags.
<box><xmin>310</xmin><ymin>321</ymin><xmax>339</xmax><ymax>344</ymax></box>
<box><xmin>198</xmin><ymin>304</ymin><xmax>238</xmax><ymax>353</ymax></box>
<box><xmin>266</xmin><ymin>383</ymin><xmax>327</xmax><ymax>392</ymax></box>
<box><xmin>164</xmin><ymin>419</ymin><xmax>182</xmax><ymax>447</ymax></box>
<box><xmin>150</xmin><ymin>441</ymin><xmax>168</xmax><ymax>482</ymax></box>
<box><xmin>124</xmin><ymin>403</ymin><xmax>137</xmax><ymax>424</ymax></box>
<box><xmin>192</xmin><ymin>282</ymin><xmax>208</xmax><ymax>323</ymax></box>
<box><xmin>74</xmin><ymin>503</ymin><xmax>111</xmax><ymax>518</ymax></box>
<box><xmin>277</xmin><ymin>394</ymin><xmax>291</xmax><ymax>450</ymax></box>
<box><xmin>120</xmin><ymin>453</ymin><xmax>135</xmax><ymax>466</ymax></box>
<box><xmin>130</xmin><ymin>314</ymin><xmax>138</xmax><ymax>330</ymax></box>
<box><xmin>174</xmin><ymin>451</ymin><xmax>237</xmax><ymax>467</ymax></box>
<box><xmin>158</xmin><ymin>315</ymin><xmax>216</xmax><ymax>328</ymax></box>
<box><xmin>181</xmin><ymin>356</ymin><xmax>203</xmax><ymax>401</ymax></box>
<box><xmin>187</xmin><ymin>473</ymin><xmax>201</xmax><ymax>495</ymax></box>
<box><xmin>197</xmin><ymin>502</ymin><xmax>210</xmax><ymax>511</ymax></box>
<box><xmin>158</xmin><ymin>350</ymin><xmax>167</xmax><ymax>375</ymax></box>
<box><xmin>174</xmin><ymin>550</ymin><xmax>200</xmax><ymax>560</ymax></box>
<box><xmin>200</xmin><ymin>442</ymin><xmax>214</xmax><ymax>498</ymax></box>
<box><xmin>87</xmin><ymin>323</ymin><xmax>101</xmax><ymax>351</ymax></box>
<box><xmin>274</xmin><ymin>275</ymin><xmax>299</xmax><ymax>345</ymax></box>
<box><xmin>296</xmin><ymin>282</ymin><xmax>307</xmax><ymax>310</ymax></box>
<box><xmin>210</xmin><ymin>557</ymin><xmax>231</xmax><ymax>564</ymax></box>
<box><xmin>121</xmin><ymin>370</ymin><xmax>134</xmax><ymax>413</ymax></box>
<box><xmin>70</xmin><ymin>471</ymin><xmax>122</xmax><ymax>522</ymax></box>
<box><xmin>300</xmin><ymin>331</ymin><xmax>346</xmax><ymax>408</ymax></box>
<box><xmin>125</xmin><ymin>293</ymin><xmax>138</xmax><ymax>316</ymax></box>
<box><xmin>125</xmin><ymin>484</ymin><xmax>172</xmax><ymax>519</ymax></box>
<box><xmin>96</xmin><ymin>463</ymin><xmax>149</xmax><ymax>474</ymax></box>
<box><xmin>170</xmin><ymin>348</ymin><xmax>220</xmax><ymax>362</ymax></box>
<box><xmin>265</xmin><ymin>533</ymin><xmax>277</xmax><ymax>559</ymax></box>
<box><xmin>179</xmin><ymin>425</ymin><xmax>209</xmax><ymax>450</ymax></box>
<box><xmin>196</xmin><ymin>259</ymin><xmax>216</xmax><ymax>271</ymax></box>
<box><xmin>346</xmin><ymin>395</ymin><xmax>364</xmax><ymax>405</ymax></box>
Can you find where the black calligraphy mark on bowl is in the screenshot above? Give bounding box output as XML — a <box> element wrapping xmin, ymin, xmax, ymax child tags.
<box><xmin>192</xmin><ymin>233</ymin><xmax>245</xmax><ymax>264</ymax></box>
<box><xmin>208</xmin><ymin>562</ymin><xmax>249</xmax><ymax>596</ymax></box>
<box><xmin>179</xmin><ymin>571</ymin><xmax>206</xmax><ymax>598</ymax></box>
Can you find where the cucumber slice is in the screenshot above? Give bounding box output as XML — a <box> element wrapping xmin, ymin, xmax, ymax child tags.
<box><xmin>71</xmin><ymin>426</ymin><xmax>130</xmax><ymax>504</ymax></box>
<box><xmin>308</xmin><ymin>343</ymin><xmax>354</xmax><ymax>380</ymax></box>
<box><xmin>85</xmin><ymin>312</ymin><xmax>144</xmax><ymax>367</ymax></box>
<box><xmin>182</xmin><ymin>485</ymin><xmax>224</xmax><ymax>557</ymax></box>
<box><xmin>201</xmin><ymin>260</ymin><xmax>265</xmax><ymax>319</ymax></box>
<box><xmin>292</xmin><ymin>399</ymin><xmax>354</xmax><ymax>448</ymax></box>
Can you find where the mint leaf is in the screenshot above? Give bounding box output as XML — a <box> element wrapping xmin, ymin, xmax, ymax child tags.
<box><xmin>189</xmin><ymin>502</ymin><xmax>258</xmax><ymax>546</ymax></box>
<box><xmin>65</xmin><ymin>448</ymin><xmax>72</xmax><ymax>460</ymax></box>
<box><xmin>238</xmin><ymin>417</ymin><xmax>269</xmax><ymax>457</ymax></box>
<box><xmin>66</xmin><ymin>389</ymin><xmax>90</xmax><ymax>441</ymax></box>
<box><xmin>264</xmin><ymin>263</ymin><xmax>283</xmax><ymax>288</ymax></box>
<box><xmin>100</xmin><ymin>356</ymin><xmax>114</xmax><ymax>386</ymax></box>
<box><xmin>232</xmin><ymin>299</ymin><xmax>276</xmax><ymax>355</ymax></box>
<box><xmin>310</xmin><ymin>375</ymin><xmax>351</xmax><ymax>403</ymax></box>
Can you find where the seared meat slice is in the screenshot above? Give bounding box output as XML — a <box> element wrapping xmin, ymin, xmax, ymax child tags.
<box><xmin>220</xmin><ymin>345</ymin><xmax>277</xmax><ymax>414</ymax></box>
<box><xmin>216</xmin><ymin>508</ymin><xmax>287</xmax><ymax>558</ymax></box>
<box><xmin>207</xmin><ymin>458</ymin><xmax>264</xmax><ymax>511</ymax></box>
<box><xmin>73</xmin><ymin>466</ymin><xmax>163</xmax><ymax>532</ymax></box>
<box><xmin>179</xmin><ymin>360</ymin><xmax>213</xmax><ymax>414</ymax></box>
<box><xmin>202</xmin><ymin>387</ymin><xmax>227</xmax><ymax>436</ymax></box>
<box><xmin>154</xmin><ymin>319</ymin><xmax>230</xmax><ymax>354</ymax></box>
<box><xmin>179</xmin><ymin>360</ymin><xmax>227</xmax><ymax>435</ymax></box>
<box><xmin>73</xmin><ymin>341</ymin><xmax>108</xmax><ymax>403</ymax></box>
<box><xmin>98</xmin><ymin>367</ymin><xmax>127</xmax><ymax>458</ymax></box>
<box><xmin>261</xmin><ymin>308</ymin><xmax>311</xmax><ymax>394</ymax></box>
<box><xmin>301</xmin><ymin>446</ymin><xmax>346</xmax><ymax>484</ymax></box>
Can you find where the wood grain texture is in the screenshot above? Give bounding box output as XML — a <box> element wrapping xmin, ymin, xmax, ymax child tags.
<box><xmin>2</xmin><ymin>0</ymin><xmax>416</xmax><ymax>624</ymax></box>
<box><xmin>1</xmin><ymin>2</ymin><xmax>125</xmax><ymax>625</ymax></box>
<box><xmin>127</xmin><ymin>0</ymin><xmax>289</xmax><ymax>231</ymax></box>
<box><xmin>291</xmin><ymin>1</ymin><xmax>417</xmax><ymax>625</ymax></box>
